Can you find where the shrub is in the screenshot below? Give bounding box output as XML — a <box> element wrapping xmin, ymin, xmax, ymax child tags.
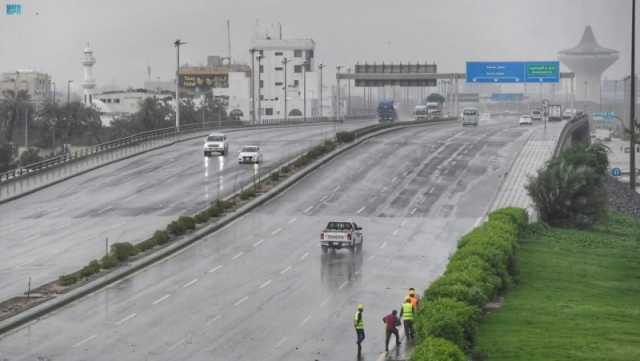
<box><xmin>153</xmin><ymin>230</ymin><xmax>170</xmax><ymax>245</ymax></box>
<box><xmin>110</xmin><ymin>242</ymin><xmax>139</xmax><ymax>262</ymax></box>
<box><xmin>59</xmin><ymin>274</ymin><xmax>78</xmax><ymax>286</ymax></box>
<box><xmin>215</xmin><ymin>199</ymin><xmax>235</xmax><ymax>210</ymax></box>
<box><xmin>426</xmin><ymin>281</ymin><xmax>489</xmax><ymax>308</ymax></box>
<box><xmin>240</xmin><ymin>188</ymin><xmax>257</xmax><ymax>200</ymax></box>
<box><xmin>20</xmin><ymin>147</ymin><xmax>43</xmax><ymax>165</ymax></box>
<box><xmin>323</xmin><ymin>139</ymin><xmax>337</xmax><ymax>151</ymax></box>
<box><xmin>336</xmin><ymin>131</ymin><xmax>355</xmax><ymax>143</ymax></box>
<box><xmin>488</xmin><ymin>207</ymin><xmax>529</xmax><ymax>230</ymax></box>
<box><xmin>410</xmin><ymin>337</ymin><xmax>466</xmax><ymax>361</ymax></box>
<box><xmin>270</xmin><ymin>171</ymin><xmax>280</xmax><ymax>182</ymax></box>
<box><xmin>194</xmin><ymin>211</ymin><xmax>210</xmax><ymax>224</ymax></box>
<box><xmin>136</xmin><ymin>238</ymin><xmax>158</xmax><ymax>252</ymax></box>
<box><xmin>415</xmin><ymin>298</ymin><xmax>480</xmax><ymax>351</ymax></box>
<box><xmin>100</xmin><ymin>254</ymin><xmax>119</xmax><ymax>269</ymax></box>
<box><xmin>557</xmin><ymin>143</ymin><xmax>609</xmax><ymax>176</ymax></box>
<box><xmin>167</xmin><ymin>220</ymin><xmax>186</xmax><ymax>235</ymax></box>
<box><xmin>206</xmin><ymin>206</ymin><xmax>222</xmax><ymax>218</ymax></box>
<box><xmin>177</xmin><ymin>216</ymin><xmax>196</xmax><ymax>231</ymax></box>
<box><xmin>80</xmin><ymin>260</ymin><xmax>101</xmax><ymax>278</ymax></box>
<box><xmin>281</xmin><ymin>165</ymin><xmax>291</xmax><ymax>174</ymax></box>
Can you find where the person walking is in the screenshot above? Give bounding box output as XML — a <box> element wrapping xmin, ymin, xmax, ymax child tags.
<box><xmin>382</xmin><ymin>309</ymin><xmax>401</xmax><ymax>352</ymax></box>
<box><xmin>354</xmin><ymin>304</ymin><xmax>365</xmax><ymax>357</ymax></box>
<box><xmin>399</xmin><ymin>297</ymin><xmax>415</xmax><ymax>340</ymax></box>
<box><xmin>408</xmin><ymin>288</ymin><xmax>420</xmax><ymax>309</ymax></box>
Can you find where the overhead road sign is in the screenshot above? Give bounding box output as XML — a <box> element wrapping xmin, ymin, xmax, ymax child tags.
<box><xmin>490</xmin><ymin>93</ymin><xmax>524</xmax><ymax>102</ymax></box>
<box><xmin>466</xmin><ymin>61</ymin><xmax>560</xmax><ymax>83</ymax></box>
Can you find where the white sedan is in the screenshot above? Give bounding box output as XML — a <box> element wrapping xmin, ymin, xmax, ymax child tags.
<box><xmin>238</xmin><ymin>145</ymin><xmax>263</xmax><ymax>164</ymax></box>
<box><xmin>519</xmin><ymin>115</ymin><xmax>533</xmax><ymax>126</ymax></box>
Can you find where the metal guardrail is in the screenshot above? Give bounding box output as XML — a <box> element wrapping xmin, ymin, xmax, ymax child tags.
<box><xmin>552</xmin><ymin>114</ymin><xmax>590</xmax><ymax>158</ymax></box>
<box><xmin>0</xmin><ymin>115</ymin><xmax>374</xmax><ymax>184</ymax></box>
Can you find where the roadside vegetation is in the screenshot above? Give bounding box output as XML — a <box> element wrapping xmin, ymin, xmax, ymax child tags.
<box><xmin>473</xmin><ymin>212</ymin><xmax>640</xmax><ymax>361</ymax></box>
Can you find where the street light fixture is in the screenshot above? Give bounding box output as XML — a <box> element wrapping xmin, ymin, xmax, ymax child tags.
<box><xmin>174</xmin><ymin>39</ymin><xmax>187</xmax><ymax>131</ymax></box>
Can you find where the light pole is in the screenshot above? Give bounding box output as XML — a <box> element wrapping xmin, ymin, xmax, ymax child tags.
<box><xmin>336</xmin><ymin>65</ymin><xmax>342</xmax><ymax>121</ymax></box>
<box><xmin>66</xmin><ymin>80</ymin><xmax>73</xmax><ymax>104</ymax></box>
<box><xmin>250</xmin><ymin>48</ymin><xmax>256</xmax><ymax>124</ymax></box>
<box><xmin>319</xmin><ymin>63</ymin><xmax>325</xmax><ymax>118</ymax></box>
<box><xmin>52</xmin><ymin>81</ymin><xmax>56</xmax><ymax>103</ymax></box>
<box><xmin>303</xmin><ymin>60</ymin><xmax>308</xmax><ymax>121</ymax></box>
<box><xmin>257</xmin><ymin>55</ymin><xmax>263</xmax><ymax>124</ymax></box>
<box><xmin>174</xmin><ymin>39</ymin><xmax>186</xmax><ymax>131</ymax></box>
<box><xmin>347</xmin><ymin>67</ymin><xmax>351</xmax><ymax>118</ymax></box>
<box><xmin>282</xmin><ymin>57</ymin><xmax>289</xmax><ymax>121</ymax></box>
<box><xmin>630</xmin><ymin>0</ymin><xmax>637</xmax><ymax>190</ymax></box>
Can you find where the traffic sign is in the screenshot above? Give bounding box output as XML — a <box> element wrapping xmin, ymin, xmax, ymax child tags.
<box><xmin>490</xmin><ymin>93</ymin><xmax>524</xmax><ymax>102</ymax></box>
<box><xmin>611</xmin><ymin>167</ymin><xmax>622</xmax><ymax>177</ymax></box>
<box><xmin>466</xmin><ymin>61</ymin><xmax>560</xmax><ymax>83</ymax></box>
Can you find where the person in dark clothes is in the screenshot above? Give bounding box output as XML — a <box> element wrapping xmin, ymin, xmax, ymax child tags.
<box><xmin>382</xmin><ymin>309</ymin><xmax>401</xmax><ymax>352</ymax></box>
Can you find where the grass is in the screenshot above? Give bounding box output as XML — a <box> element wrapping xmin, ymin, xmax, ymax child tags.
<box><xmin>474</xmin><ymin>212</ymin><xmax>640</xmax><ymax>361</ymax></box>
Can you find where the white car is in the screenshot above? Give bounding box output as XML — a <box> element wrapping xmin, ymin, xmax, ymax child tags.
<box><xmin>462</xmin><ymin>108</ymin><xmax>479</xmax><ymax>126</ymax></box>
<box><xmin>204</xmin><ymin>132</ymin><xmax>229</xmax><ymax>156</ymax></box>
<box><xmin>519</xmin><ymin>115</ymin><xmax>533</xmax><ymax>126</ymax></box>
<box><xmin>238</xmin><ymin>145</ymin><xmax>263</xmax><ymax>164</ymax></box>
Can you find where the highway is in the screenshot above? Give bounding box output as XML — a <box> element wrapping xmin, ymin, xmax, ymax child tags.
<box><xmin>0</xmin><ymin>120</ymin><xmax>373</xmax><ymax>303</ymax></box>
<box><xmin>0</xmin><ymin>116</ymin><xmax>535</xmax><ymax>360</ymax></box>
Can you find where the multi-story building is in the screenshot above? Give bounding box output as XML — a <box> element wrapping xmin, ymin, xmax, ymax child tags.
<box><xmin>92</xmin><ymin>89</ymin><xmax>174</xmax><ymax>126</ymax></box>
<box><xmin>0</xmin><ymin>70</ymin><xmax>51</xmax><ymax>104</ymax></box>
<box><xmin>249</xmin><ymin>37</ymin><xmax>319</xmax><ymax>122</ymax></box>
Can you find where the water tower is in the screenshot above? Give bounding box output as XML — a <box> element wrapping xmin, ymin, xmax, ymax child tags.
<box><xmin>558</xmin><ymin>26</ymin><xmax>619</xmax><ymax>103</ymax></box>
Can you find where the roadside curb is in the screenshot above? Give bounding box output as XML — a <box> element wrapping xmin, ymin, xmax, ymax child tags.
<box><xmin>0</xmin><ymin>118</ymin><xmax>456</xmax><ymax>336</ymax></box>
<box><xmin>0</xmin><ymin>121</ymin><xmax>342</xmax><ymax>205</ymax></box>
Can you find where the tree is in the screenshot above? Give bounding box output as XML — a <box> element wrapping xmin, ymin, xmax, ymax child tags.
<box><xmin>0</xmin><ymin>89</ymin><xmax>32</xmax><ymax>143</ymax></box>
<box><xmin>132</xmin><ymin>97</ymin><xmax>174</xmax><ymax>131</ymax></box>
<box><xmin>37</xmin><ymin>101</ymin><xmax>103</xmax><ymax>149</ymax></box>
<box><xmin>427</xmin><ymin>93</ymin><xmax>446</xmax><ymax>104</ymax></box>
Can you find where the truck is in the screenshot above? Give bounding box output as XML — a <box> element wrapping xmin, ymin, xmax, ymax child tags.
<box><xmin>426</xmin><ymin>102</ymin><xmax>443</xmax><ymax>120</ymax></box>
<box><xmin>414</xmin><ymin>105</ymin><xmax>428</xmax><ymax>121</ymax></box>
<box><xmin>548</xmin><ymin>104</ymin><xmax>562</xmax><ymax>122</ymax></box>
<box><xmin>320</xmin><ymin>221</ymin><xmax>364</xmax><ymax>253</ymax></box>
<box><xmin>377</xmin><ymin>101</ymin><xmax>398</xmax><ymax>123</ymax></box>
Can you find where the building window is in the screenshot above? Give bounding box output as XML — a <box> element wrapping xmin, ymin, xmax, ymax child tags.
<box><xmin>259</xmin><ymin>65</ymin><xmax>264</xmax><ymax>73</ymax></box>
<box><xmin>306</xmin><ymin>50</ymin><xmax>314</xmax><ymax>59</ymax></box>
<box><xmin>294</xmin><ymin>65</ymin><xmax>302</xmax><ymax>73</ymax></box>
<box><xmin>293</xmin><ymin>80</ymin><xmax>299</xmax><ymax>87</ymax></box>
<box><xmin>265</xmin><ymin>108</ymin><xmax>274</xmax><ymax>116</ymax></box>
<box><xmin>260</xmin><ymin>80</ymin><xmax>264</xmax><ymax>88</ymax></box>
<box><xmin>305</xmin><ymin>63</ymin><xmax>311</xmax><ymax>72</ymax></box>
<box><xmin>258</xmin><ymin>50</ymin><xmax>264</xmax><ymax>56</ymax></box>
<box><xmin>275</xmin><ymin>82</ymin><xmax>283</xmax><ymax>86</ymax></box>
<box><xmin>114</xmin><ymin>98</ymin><xmax>120</xmax><ymax>103</ymax></box>
<box><xmin>275</xmin><ymin>67</ymin><xmax>283</xmax><ymax>71</ymax></box>
<box><xmin>294</xmin><ymin>49</ymin><xmax>302</xmax><ymax>57</ymax></box>
<box><xmin>275</xmin><ymin>52</ymin><xmax>283</xmax><ymax>56</ymax></box>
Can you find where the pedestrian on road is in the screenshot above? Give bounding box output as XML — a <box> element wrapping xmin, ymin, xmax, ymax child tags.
<box><xmin>408</xmin><ymin>288</ymin><xmax>420</xmax><ymax>309</ymax></box>
<box><xmin>354</xmin><ymin>304</ymin><xmax>365</xmax><ymax>357</ymax></box>
<box><xmin>382</xmin><ymin>309</ymin><xmax>401</xmax><ymax>352</ymax></box>
<box><xmin>399</xmin><ymin>297</ymin><xmax>415</xmax><ymax>340</ymax></box>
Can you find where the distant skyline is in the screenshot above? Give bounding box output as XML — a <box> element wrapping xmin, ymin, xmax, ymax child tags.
<box><xmin>0</xmin><ymin>0</ymin><xmax>634</xmax><ymax>93</ymax></box>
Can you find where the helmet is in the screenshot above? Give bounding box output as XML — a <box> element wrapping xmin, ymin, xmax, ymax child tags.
<box><xmin>357</xmin><ymin>304</ymin><xmax>364</xmax><ymax>310</ymax></box>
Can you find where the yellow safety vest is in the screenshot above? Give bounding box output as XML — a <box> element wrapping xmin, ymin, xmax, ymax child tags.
<box><xmin>354</xmin><ymin>311</ymin><xmax>364</xmax><ymax>330</ymax></box>
<box><xmin>402</xmin><ymin>302</ymin><xmax>414</xmax><ymax>320</ymax></box>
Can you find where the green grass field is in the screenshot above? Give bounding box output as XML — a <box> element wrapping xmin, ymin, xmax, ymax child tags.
<box><xmin>475</xmin><ymin>212</ymin><xmax>640</xmax><ymax>361</ymax></box>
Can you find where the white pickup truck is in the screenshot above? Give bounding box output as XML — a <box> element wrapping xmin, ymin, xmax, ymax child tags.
<box><xmin>320</xmin><ymin>221</ymin><xmax>364</xmax><ymax>253</ymax></box>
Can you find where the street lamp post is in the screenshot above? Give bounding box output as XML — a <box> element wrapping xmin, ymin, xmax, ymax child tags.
<box><xmin>257</xmin><ymin>55</ymin><xmax>263</xmax><ymax>124</ymax></box>
<box><xmin>303</xmin><ymin>60</ymin><xmax>308</xmax><ymax>121</ymax></box>
<box><xmin>250</xmin><ymin>48</ymin><xmax>256</xmax><ymax>124</ymax></box>
<box><xmin>630</xmin><ymin>0</ymin><xmax>637</xmax><ymax>190</ymax></box>
<box><xmin>336</xmin><ymin>65</ymin><xmax>342</xmax><ymax>121</ymax></box>
<box><xmin>66</xmin><ymin>80</ymin><xmax>73</xmax><ymax>104</ymax></box>
<box><xmin>347</xmin><ymin>67</ymin><xmax>351</xmax><ymax>118</ymax></box>
<box><xmin>174</xmin><ymin>39</ymin><xmax>186</xmax><ymax>132</ymax></box>
<box><xmin>282</xmin><ymin>57</ymin><xmax>289</xmax><ymax>121</ymax></box>
<box><xmin>319</xmin><ymin>64</ymin><xmax>325</xmax><ymax>118</ymax></box>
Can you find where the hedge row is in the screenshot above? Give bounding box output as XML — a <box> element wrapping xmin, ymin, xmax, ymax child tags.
<box><xmin>410</xmin><ymin>207</ymin><xmax>528</xmax><ymax>361</ymax></box>
<box><xmin>292</xmin><ymin>140</ymin><xmax>337</xmax><ymax>169</ymax></box>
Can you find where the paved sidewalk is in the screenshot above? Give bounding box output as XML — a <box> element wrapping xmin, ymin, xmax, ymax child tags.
<box><xmin>491</xmin><ymin>121</ymin><xmax>565</xmax><ymax>217</ymax></box>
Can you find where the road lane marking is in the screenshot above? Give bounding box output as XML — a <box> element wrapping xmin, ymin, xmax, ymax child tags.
<box><xmin>275</xmin><ymin>337</ymin><xmax>288</xmax><ymax>348</ymax></box>
<box><xmin>300</xmin><ymin>252</ymin><xmax>309</xmax><ymax>261</ymax></box>
<box><xmin>410</xmin><ymin>208</ymin><xmax>417</xmax><ymax>215</ymax></box>
<box><xmin>233</xmin><ymin>296</ymin><xmax>249</xmax><ymax>306</ymax></box>
<box><xmin>205</xmin><ymin>315</ymin><xmax>221</xmax><ymax>326</ymax></box>
<box><xmin>356</xmin><ymin>206</ymin><xmax>366</xmax><ymax>214</ymax></box>
<box><xmin>392</xmin><ymin>229</ymin><xmax>399</xmax><ymax>236</ymax></box>
<box><xmin>167</xmin><ymin>338</ymin><xmax>185</xmax><ymax>351</ymax></box>
<box><xmin>320</xmin><ymin>297</ymin><xmax>331</xmax><ymax>307</ymax></box>
<box><xmin>152</xmin><ymin>294</ymin><xmax>171</xmax><ymax>305</ymax></box>
<box><xmin>288</xmin><ymin>217</ymin><xmax>297</xmax><ymax>224</ymax></box>
<box><xmin>208</xmin><ymin>265</ymin><xmax>223</xmax><ymax>273</ymax></box>
<box><xmin>338</xmin><ymin>280</ymin><xmax>348</xmax><ymax>289</ymax></box>
<box><xmin>115</xmin><ymin>313</ymin><xmax>137</xmax><ymax>326</ymax></box>
<box><xmin>271</xmin><ymin>227</ymin><xmax>283</xmax><ymax>235</ymax></box>
<box><xmin>231</xmin><ymin>252</ymin><xmax>244</xmax><ymax>260</ymax></box>
<box><xmin>319</xmin><ymin>195</ymin><xmax>329</xmax><ymax>202</ymax></box>
<box><xmin>400</xmin><ymin>219</ymin><xmax>407</xmax><ymax>227</ymax></box>
<box><xmin>303</xmin><ymin>206</ymin><xmax>314</xmax><ymax>213</ymax></box>
<box><xmin>183</xmin><ymin>278</ymin><xmax>199</xmax><ymax>288</ymax></box>
<box><xmin>380</xmin><ymin>241</ymin><xmax>387</xmax><ymax>249</ymax></box>
<box><xmin>381</xmin><ymin>186</ymin><xmax>388</xmax><ymax>192</ymax></box>
<box><xmin>259</xmin><ymin>279</ymin><xmax>273</xmax><ymax>289</ymax></box>
<box><xmin>333</xmin><ymin>185</ymin><xmax>341</xmax><ymax>192</ymax></box>
<box><xmin>391</xmin><ymin>176</ymin><xmax>398</xmax><ymax>182</ymax></box>
<box><xmin>280</xmin><ymin>265</ymin><xmax>292</xmax><ymax>274</ymax></box>
<box><xmin>428</xmin><ymin>187</ymin><xmax>435</xmax><ymax>194</ymax></box>
<box><xmin>300</xmin><ymin>315</ymin><xmax>311</xmax><ymax>327</ymax></box>
<box><xmin>72</xmin><ymin>334</ymin><xmax>97</xmax><ymax>348</ymax></box>
<box><xmin>253</xmin><ymin>239</ymin><xmax>265</xmax><ymax>247</ymax></box>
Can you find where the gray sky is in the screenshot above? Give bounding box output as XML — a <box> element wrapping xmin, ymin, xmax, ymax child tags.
<box><xmin>0</xmin><ymin>0</ymin><xmax>633</xmax><ymax>92</ymax></box>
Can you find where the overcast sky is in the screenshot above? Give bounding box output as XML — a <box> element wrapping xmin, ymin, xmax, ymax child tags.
<box><xmin>0</xmin><ymin>0</ymin><xmax>633</xmax><ymax>92</ymax></box>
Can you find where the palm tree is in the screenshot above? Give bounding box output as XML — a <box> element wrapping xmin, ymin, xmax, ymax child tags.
<box><xmin>0</xmin><ymin>89</ymin><xmax>32</xmax><ymax>143</ymax></box>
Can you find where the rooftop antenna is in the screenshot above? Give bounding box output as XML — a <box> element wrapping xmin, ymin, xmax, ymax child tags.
<box><xmin>278</xmin><ymin>22</ymin><xmax>282</xmax><ymax>39</ymax></box>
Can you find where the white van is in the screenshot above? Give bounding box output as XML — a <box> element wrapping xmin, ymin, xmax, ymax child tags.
<box><xmin>462</xmin><ymin>108</ymin><xmax>479</xmax><ymax>126</ymax></box>
<box><xmin>203</xmin><ymin>132</ymin><xmax>229</xmax><ymax>156</ymax></box>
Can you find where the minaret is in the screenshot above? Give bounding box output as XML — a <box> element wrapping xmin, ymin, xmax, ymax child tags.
<box><xmin>558</xmin><ymin>26</ymin><xmax>619</xmax><ymax>103</ymax></box>
<box><xmin>82</xmin><ymin>43</ymin><xmax>96</xmax><ymax>105</ymax></box>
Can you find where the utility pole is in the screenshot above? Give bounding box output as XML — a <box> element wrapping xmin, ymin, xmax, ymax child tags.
<box><xmin>303</xmin><ymin>60</ymin><xmax>308</xmax><ymax>121</ymax></box>
<box><xmin>630</xmin><ymin>0</ymin><xmax>637</xmax><ymax>190</ymax></box>
<box><xmin>250</xmin><ymin>48</ymin><xmax>256</xmax><ymax>124</ymax></box>
<box><xmin>336</xmin><ymin>65</ymin><xmax>342</xmax><ymax>121</ymax></box>
<box><xmin>174</xmin><ymin>39</ymin><xmax>186</xmax><ymax>131</ymax></box>
<box><xmin>52</xmin><ymin>81</ymin><xmax>56</xmax><ymax>103</ymax></box>
<box><xmin>347</xmin><ymin>67</ymin><xmax>351</xmax><ymax>118</ymax></box>
<box><xmin>258</xmin><ymin>54</ymin><xmax>264</xmax><ymax>124</ymax></box>
<box><xmin>319</xmin><ymin>64</ymin><xmax>325</xmax><ymax>118</ymax></box>
<box><xmin>66</xmin><ymin>80</ymin><xmax>73</xmax><ymax>104</ymax></box>
<box><xmin>282</xmin><ymin>57</ymin><xmax>289</xmax><ymax>121</ymax></box>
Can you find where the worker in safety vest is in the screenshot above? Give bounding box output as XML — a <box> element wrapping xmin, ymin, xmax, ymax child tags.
<box><xmin>408</xmin><ymin>288</ymin><xmax>420</xmax><ymax>309</ymax></box>
<box><xmin>399</xmin><ymin>297</ymin><xmax>415</xmax><ymax>340</ymax></box>
<box><xmin>354</xmin><ymin>304</ymin><xmax>365</xmax><ymax>356</ymax></box>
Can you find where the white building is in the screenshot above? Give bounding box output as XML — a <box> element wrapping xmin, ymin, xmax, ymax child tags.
<box><xmin>92</xmin><ymin>89</ymin><xmax>173</xmax><ymax>126</ymax></box>
<box><xmin>0</xmin><ymin>70</ymin><xmax>51</xmax><ymax>104</ymax></box>
<box><xmin>250</xmin><ymin>37</ymin><xmax>320</xmax><ymax>122</ymax></box>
